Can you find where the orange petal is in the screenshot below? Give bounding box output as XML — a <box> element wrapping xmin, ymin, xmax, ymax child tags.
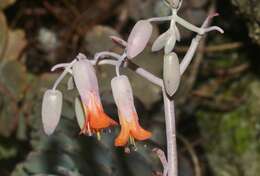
<box><xmin>130</xmin><ymin>125</ymin><xmax>152</xmax><ymax>141</ymax></box>
<box><xmin>89</xmin><ymin>111</ymin><xmax>117</xmax><ymax>130</ymax></box>
<box><xmin>115</xmin><ymin>114</ymin><xmax>152</xmax><ymax>147</ymax></box>
<box><xmin>130</xmin><ymin>118</ymin><xmax>151</xmax><ymax>140</ymax></box>
<box><xmin>115</xmin><ymin>124</ymin><xmax>130</xmax><ymax>147</ymax></box>
<box><xmin>86</xmin><ymin>94</ymin><xmax>117</xmax><ymax>131</ymax></box>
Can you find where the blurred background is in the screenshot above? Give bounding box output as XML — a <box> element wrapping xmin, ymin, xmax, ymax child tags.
<box><xmin>0</xmin><ymin>0</ymin><xmax>259</xmax><ymax>175</ymax></box>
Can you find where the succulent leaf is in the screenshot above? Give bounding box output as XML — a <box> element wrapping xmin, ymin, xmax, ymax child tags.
<box><xmin>152</xmin><ymin>30</ymin><xmax>171</xmax><ymax>52</ymax></box>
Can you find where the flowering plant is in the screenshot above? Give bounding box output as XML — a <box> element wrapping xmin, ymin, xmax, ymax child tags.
<box><xmin>41</xmin><ymin>0</ymin><xmax>223</xmax><ymax>175</ymax></box>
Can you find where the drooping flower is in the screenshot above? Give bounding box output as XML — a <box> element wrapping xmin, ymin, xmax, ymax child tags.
<box><xmin>41</xmin><ymin>89</ymin><xmax>63</xmax><ymax>135</ymax></box>
<box><xmin>72</xmin><ymin>57</ymin><xmax>117</xmax><ymax>136</ymax></box>
<box><xmin>111</xmin><ymin>75</ymin><xmax>152</xmax><ymax>146</ymax></box>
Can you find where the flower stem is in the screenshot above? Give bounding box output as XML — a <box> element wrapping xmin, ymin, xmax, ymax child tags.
<box><xmin>163</xmin><ymin>90</ymin><xmax>177</xmax><ymax>176</ymax></box>
<box><xmin>52</xmin><ymin>59</ymin><xmax>77</xmax><ymax>90</ymax></box>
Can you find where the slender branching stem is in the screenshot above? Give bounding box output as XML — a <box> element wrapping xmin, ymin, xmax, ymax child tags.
<box><xmin>97</xmin><ymin>58</ymin><xmax>163</xmax><ymax>88</ymax></box>
<box><xmin>147</xmin><ymin>16</ymin><xmax>173</xmax><ymax>22</ymax></box>
<box><xmin>94</xmin><ymin>51</ymin><xmax>122</xmax><ymax>64</ymax></box>
<box><xmin>52</xmin><ymin>59</ymin><xmax>77</xmax><ymax>90</ymax></box>
<box><xmin>115</xmin><ymin>53</ymin><xmax>127</xmax><ymax>77</ymax></box>
<box><xmin>126</xmin><ymin>61</ymin><xmax>164</xmax><ymax>87</ymax></box>
<box><xmin>153</xmin><ymin>148</ymin><xmax>168</xmax><ymax>176</ymax></box>
<box><xmin>163</xmin><ymin>90</ymin><xmax>177</xmax><ymax>176</ymax></box>
<box><xmin>98</xmin><ymin>59</ymin><xmax>118</xmax><ymax>66</ymax></box>
<box><xmin>180</xmin><ymin>12</ymin><xmax>219</xmax><ymax>75</ymax></box>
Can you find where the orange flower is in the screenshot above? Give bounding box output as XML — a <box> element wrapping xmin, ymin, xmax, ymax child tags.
<box><xmin>111</xmin><ymin>75</ymin><xmax>152</xmax><ymax>147</ymax></box>
<box><xmin>72</xmin><ymin>58</ymin><xmax>117</xmax><ymax>136</ymax></box>
<box><xmin>80</xmin><ymin>92</ymin><xmax>117</xmax><ymax>135</ymax></box>
<box><xmin>115</xmin><ymin>111</ymin><xmax>151</xmax><ymax>146</ymax></box>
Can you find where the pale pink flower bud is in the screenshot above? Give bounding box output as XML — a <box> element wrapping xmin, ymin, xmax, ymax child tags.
<box><xmin>41</xmin><ymin>89</ymin><xmax>63</xmax><ymax>135</ymax></box>
<box><xmin>163</xmin><ymin>52</ymin><xmax>181</xmax><ymax>96</ymax></box>
<box><xmin>126</xmin><ymin>20</ymin><xmax>153</xmax><ymax>59</ymax></box>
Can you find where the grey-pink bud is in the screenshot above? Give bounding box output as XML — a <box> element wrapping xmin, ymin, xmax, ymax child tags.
<box><xmin>41</xmin><ymin>89</ymin><xmax>63</xmax><ymax>135</ymax></box>
<box><xmin>126</xmin><ymin>20</ymin><xmax>153</xmax><ymax>59</ymax></box>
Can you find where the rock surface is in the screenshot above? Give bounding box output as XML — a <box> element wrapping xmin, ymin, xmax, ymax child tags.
<box><xmin>232</xmin><ymin>0</ymin><xmax>260</xmax><ymax>45</ymax></box>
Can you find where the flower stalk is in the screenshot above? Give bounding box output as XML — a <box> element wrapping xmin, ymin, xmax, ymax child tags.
<box><xmin>41</xmin><ymin>1</ymin><xmax>223</xmax><ymax>175</ymax></box>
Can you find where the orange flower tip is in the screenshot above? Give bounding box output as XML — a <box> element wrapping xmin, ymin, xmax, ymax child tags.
<box><xmin>88</xmin><ymin>112</ymin><xmax>118</xmax><ymax>130</ymax></box>
<box><xmin>115</xmin><ymin>140</ymin><xmax>127</xmax><ymax>147</ymax></box>
<box><xmin>131</xmin><ymin>129</ymin><xmax>152</xmax><ymax>141</ymax></box>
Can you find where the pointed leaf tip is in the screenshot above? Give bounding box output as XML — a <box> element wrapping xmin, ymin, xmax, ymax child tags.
<box><xmin>152</xmin><ymin>30</ymin><xmax>171</xmax><ymax>52</ymax></box>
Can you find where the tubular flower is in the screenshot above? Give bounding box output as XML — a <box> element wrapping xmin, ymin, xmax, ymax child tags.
<box><xmin>72</xmin><ymin>57</ymin><xmax>117</xmax><ymax>135</ymax></box>
<box><xmin>111</xmin><ymin>75</ymin><xmax>152</xmax><ymax>147</ymax></box>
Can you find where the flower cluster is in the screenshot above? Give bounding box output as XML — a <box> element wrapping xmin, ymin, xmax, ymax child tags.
<box><xmin>42</xmin><ymin>53</ymin><xmax>152</xmax><ymax>147</ymax></box>
<box><xmin>42</xmin><ymin>0</ymin><xmax>223</xmax><ymax>149</ymax></box>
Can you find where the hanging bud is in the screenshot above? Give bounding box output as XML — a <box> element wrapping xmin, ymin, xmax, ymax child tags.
<box><xmin>163</xmin><ymin>52</ymin><xmax>181</xmax><ymax>97</ymax></box>
<box><xmin>111</xmin><ymin>75</ymin><xmax>152</xmax><ymax>147</ymax></box>
<box><xmin>41</xmin><ymin>89</ymin><xmax>63</xmax><ymax>135</ymax></box>
<box><xmin>126</xmin><ymin>20</ymin><xmax>153</xmax><ymax>59</ymax></box>
<box><xmin>72</xmin><ymin>58</ymin><xmax>117</xmax><ymax>135</ymax></box>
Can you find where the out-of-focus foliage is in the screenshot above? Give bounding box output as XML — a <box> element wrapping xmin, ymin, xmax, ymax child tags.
<box><xmin>0</xmin><ymin>0</ymin><xmax>15</xmax><ymax>10</ymax></box>
<box><xmin>231</xmin><ymin>0</ymin><xmax>260</xmax><ymax>45</ymax></box>
<box><xmin>0</xmin><ymin>0</ymin><xmax>28</xmax><ymax>138</ymax></box>
<box><xmin>197</xmin><ymin>78</ymin><xmax>260</xmax><ymax>176</ymax></box>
